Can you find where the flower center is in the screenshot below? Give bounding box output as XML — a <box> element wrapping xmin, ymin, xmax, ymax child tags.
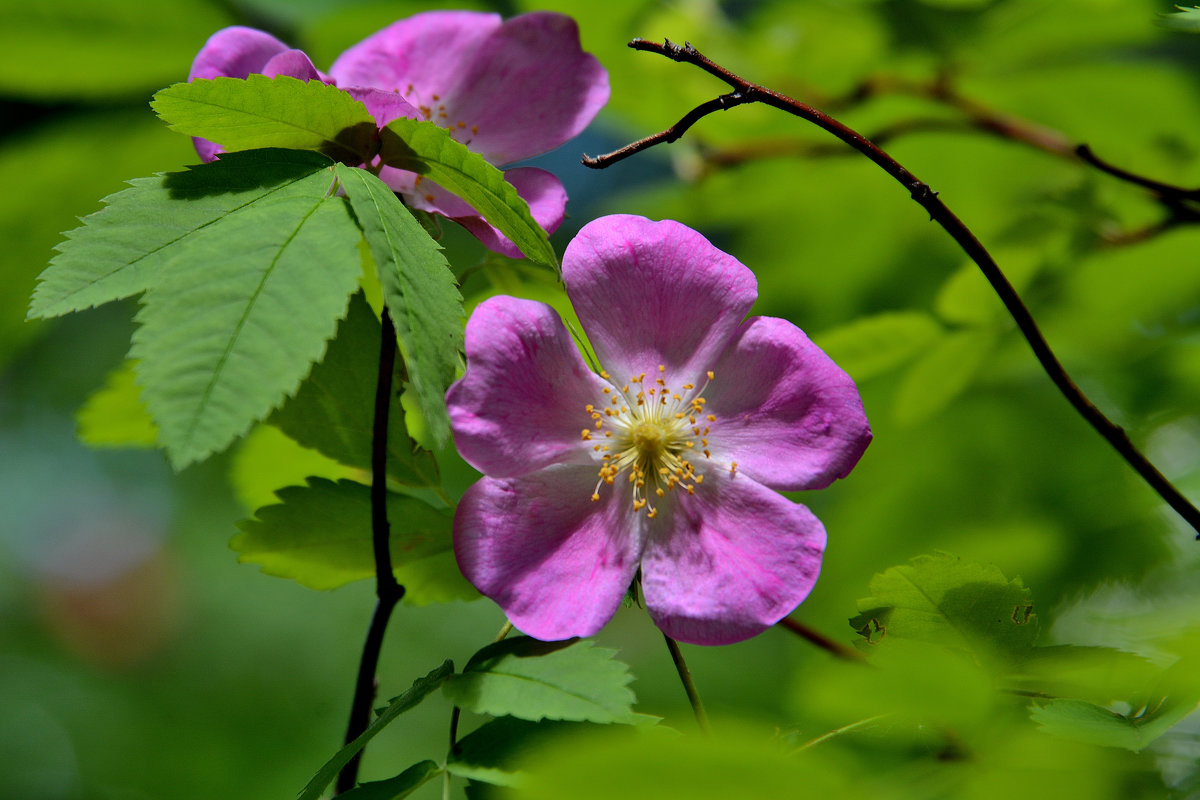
<box><xmin>583</xmin><ymin>365</ymin><xmax>722</xmax><ymax>518</ymax></box>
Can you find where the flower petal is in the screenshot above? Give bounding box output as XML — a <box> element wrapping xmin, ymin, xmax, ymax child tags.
<box><xmin>705</xmin><ymin>316</ymin><xmax>871</xmax><ymax>491</ymax></box>
<box><xmin>640</xmin><ymin>471</ymin><xmax>826</xmax><ymax>645</ymax></box>
<box><xmin>454</xmin><ymin>467</ymin><xmax>644</xmax><ymax>640</ymax></box>
<box><xmin>188</xmin><ymin>26</ymin><xmax>291</xmax><ymax>81</ymax></box>
<box><xmin>563</xmin><ymin>215</ymin><xmax>758</xmax><ymax>385</ymax></box>
<box><xmin>447</xmin><ymin>296</ymin><xmax>611</xmax><ymax>478</ymax></box>
<box><xmin>260</xmin><ymin>49</ymin><xmax>323</xmax><ymax>81</ymax></box>
<box><xmin>329</xmin><ymin>12</ymin><xmax>607</xmax><ymax>166</ymax></box>
<box><xmin>434</xmin><ymin>12</ymin><xmax>609</xmax><ymax>165</ymax></box>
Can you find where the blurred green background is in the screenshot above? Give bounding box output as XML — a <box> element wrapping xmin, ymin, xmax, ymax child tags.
<box><xmin>3</xmin><ymin>0</ymin><xmax>1200</xmax><ymax>797</ymax></box>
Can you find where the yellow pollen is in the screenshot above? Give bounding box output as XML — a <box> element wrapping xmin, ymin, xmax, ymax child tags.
<box><xmin>581</xmin><ymin>429</ymin><xmax>591</xmax><ymax>440</ymax></box>
<box><xmin>707</xmin><ymin>371</ymin><xmax>715</xmax><ymax>380</ymax></box>
<box><xmin>591</xmin><ymin>492</ymin><xmax>600</xmax><ymax>502</ymax></box>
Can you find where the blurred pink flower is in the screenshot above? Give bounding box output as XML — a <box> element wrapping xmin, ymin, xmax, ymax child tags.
<box><xmin>447</xmin><ymin>215</ymin><xmax>872</xmax><ymax>645</ymax></box>
<box><xmin>187</xmin><ymin>12</ymin><xmax>609</xmax><ymax>256</ymax></box>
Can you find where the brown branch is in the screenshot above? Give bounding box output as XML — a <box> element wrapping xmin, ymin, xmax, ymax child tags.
<box><xmin>583</xmin><ymin>38</ymin><xmax>1200</xmax><ymax>538</ymax></box>
<box><xmin>778</xmin><ymin>617</ymin><xmax>865</xmax><ymax>662</ymax></box>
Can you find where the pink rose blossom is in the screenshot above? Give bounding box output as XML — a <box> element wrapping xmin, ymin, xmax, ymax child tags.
<box><xmin>187</xmin><ymin>12</ymin><xmax>609</xmax><ymax>256</ymax></box>
<box><xmin>447</xmin><ymin>215</ymin><xmax>872</xmax><ymax>645</ymax></box>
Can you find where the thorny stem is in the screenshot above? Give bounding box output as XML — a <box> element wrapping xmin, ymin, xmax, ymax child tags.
<box><xmin>664</xmin><ymin>634</ymin><xmax>711</xmax><ymax>735</ymax></box>
<box><xmin>336</xmin><ymin>309</ymin><xmax>406</xmax><ymax>795</ymax></box>
<box><xmin>584</xmin><ymin>38</ymin><xmax>1200</xmax><ymax>538</ymax></box>
<box><xmin>778</xmin><ymin>617</ymin><xmax>864</xmax><ymax>662</ymax></box>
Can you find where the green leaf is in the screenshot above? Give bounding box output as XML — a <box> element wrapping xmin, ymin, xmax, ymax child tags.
<box><xmin>269</xmin><ymin>291</ymin><xmax>439</xmax><ymax>486</ymax></box>
<box><xmin>130</xmin><ymin>162</ymin><xmax>364</xmax><ymax>469</ymax></box>
<box><xmin>893</xmin><ymin>328</ymin><xmax>997</xmax><ymax>425</ymax></box>
<box><xmin>1161</xmin><ymin>6</ymin><xmax>1200</xmax><ymax>32</ymax></box>
<box><xmin>934</xmin><ymin>248</ymin><xmax>1042</xmax><ymax>326</ymax></box>
<box><xmin>849</xmin><ymin>553</ymin><xmax>1039</xmax><ymax>664</ymax></box>
<box><xmin>811</xmin><ymin>311</ymin><xmax>943</xmax><ymax>382</ymax></box>
<box><xmin>1030</xmin><ymin>697</ymin><xmax>1195</xmax><ymax>752</ymax></box>
<box><xmin>228</xmin><ymin>425</ymin><xmax>357</xmax><ymax>512</ymax></box>
<box><xmin>448</xmin><ymin>717</ymin><xmax>584</xmax><ymax>787</ymax></box>
<box><xmin>443</xmin><ymin>637</ymin><xmax>637</xmax><ymax>724</ymax></box>
<box><xmin>29</xmin><ymin>149</ymin><xmax>337</xmax><ymax>319</ymax></box>
<box><xmin>298</xmin><ymin>662</ymin><xmax>453</xmax><ymax>800</ymax></box>
<box><xmin>76</xmin><ymin>360</ymin><xmax>157</xmax><ymax>448</ymax></box>
<box><xmin>335</xmin><ymin>165</ymin><xmax>464</xmax><ymax>450</ymax></box>
<box><xmin>334</xmin><ymin>761</ymin><xmax>442</xmax><ymax>800</ymax></box>
<box><xmin>152</xmin><ymin>76</ymin><xmax>379</xmax><ymax>165</ymax></box>
<box><xmin>379</xmin><ymin>118</ymin><xmax>557</xmax><ymax>268</ymax></box>
<box><xmin>231</xmin><ymin>478</ymin><xmax>476</xmax><ymax>603</ymax></box>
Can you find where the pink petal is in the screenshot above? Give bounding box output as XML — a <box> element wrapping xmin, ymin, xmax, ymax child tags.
<box><xmin>344</xmin><ymin>87</ymin><xmax>420</xmax><ymax>128</ymax></box>
<box><xmin>329</xmin><ymin>12</ymin><xmax>607</xmax><ymax>166</ymax></box>
<box><xmin>454</xmin><ymin>467</ymin><xmax>645</xmax><ymax>640</ymax></box>
<box><xmin>563</xmin><ymin>215</ymin><xmax>758</xmax><ymax>386</ymax></box>
<box><xmin>640</xmin><ymin>471</ymin><xmax>827</xmax><ymax>645</ymax></box>
<box><xmin>447</xmin><ymin>296</ymin><xmax>612</xmax><ymax>479</ymax></box>
<box><xmin>260</xmin><ymin>49</ymin><xmax>323</xmax><ymax>81</ymax></box>
<box><xmin>188</xmin><ymin>26</ymin><xmax>291</xmax><ymax>81</ymax></box>
<box><xmin>704</xmin><ymin>316</ymin><xmax>871</xmax><ymax>491</ymax></box>
<box><xmin>432</xmin><ymin>12</ymin><xmax>609</xmax><ymax>165</ymax></box>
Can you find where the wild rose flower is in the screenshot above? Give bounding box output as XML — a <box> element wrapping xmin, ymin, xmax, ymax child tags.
<box><xmin>187</xmin><ymin>12</ymin><xmax>609</xmax><ymax>256</ymax></box>
<box><xmin>447</xmin><ymin>215</ymin><xmax>872</xmax><ymax>645</ymax></box>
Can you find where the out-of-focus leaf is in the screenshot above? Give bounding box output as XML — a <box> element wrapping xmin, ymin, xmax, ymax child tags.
<box><xmin>443</xmin><ymin>637</ymin><xmax>636</xmax><ymax>724</ymax></box>
<box><xmin>893</xmin><ymin>328</ymin><xmax>997</xmax><ymax>425</ymax></box>
<box><xmin>131</xmin><ymin>163</ymin><xmax>363</xmax><ymax>469</ymax></box>
<box><xmin>812</xmin><ymin>311</ymin><xmax>943</xmax><ymax>381</ymax></box>
<box><xmin>1012</xmin><ymin>646</ymin><xmax>1158</xmax><ymax>706</ymax></box>
<box><xmin>298</xmin><ymin>661</ymin><xmax>453</xmax><ymax>800</ymax></box>
<box><xmin>336</xmin><ymin>165</ymin><xmax>463</xmax><ymax>449</ymax></box>
<box><xmin>269</xmin><ymin>291</ymin><xmax>439</xmax><ymax>486</ymax></box>
<box><xmin>29</xmin><ymin>149</ymin><xmax>337</xmax><ymax>319</ymax></box>
<box><xmin>1030</xmin><ymin>697</ymin><xmax>1194</xmax><ymax>752</ymax></box>
<box><xmin>1161</xmin><ymin>5</ymin><xmax>1200</xmax><ymax>32</ymax></box>
<box><xmin>0</xmin><ymin>0</ymin><xmax>231</xmax><ymax>99</ymax></box>
<box><xmin>447</xmin><ymin>717</ymin><xmax>583</xmax><ymax>787</ymax></box>
<box><xmin>335</xmin><ymin>761</ymin><xmax>442</xmax><ymax>800</ymax></box>
<box><xmin>850</xmin><ymin>553</ymin><xmax>1039</xmax><ymax>663</ymax></box>
<box><xmin>228</xmin><ymin>424</ymin><xmax>358</xmax><ymax>512</ymax></box>
<box><xmin>379</xmin><ymin>118</ymin><xmax>556</xmax><ymax>268</ymax></box>
<box><xmin>231</xmin><ymin>478</ymin><xmax>469</xmax><ymax>603</ymax></box>
<box><xmin>76</xmin><ymin>360</ymin><xmax>157</xmax><ymax>448</ymax></box>
<box><xmin>935</xmin><ymin>248</ymin><xmax>1042</xmax><ymax>326</ymax></box>
<box><xmin>152</xmin><ymin>76</ymin><xmax>379</xmax><ymax>165</ymax></box>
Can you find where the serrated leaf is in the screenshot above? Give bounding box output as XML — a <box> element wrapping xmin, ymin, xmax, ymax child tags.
<box><xmin>335</xmin><ymin>761</ymin><xmax>442</xmax><ymax>800</ymax></box>
<box><xmin>131</xmin><ymin>167</ymin><xmax>363</xmax><ymax>469</ymax></box>
<box><xmin>1030</xmin><ymin>697</ymin><xmax>1194</xmax><ymax>752</ymax></box>
<box><xmin>443</xmin><ymin>637</ymin><xmax>637</xmax><ymax>724</ymax></box>
<box><xmin>448</xmin><ymin>717</ymin><xmax>583</xmax><ymax>787</ymax></box>
<box><xmin>298</xmin><ymin>661</ymin><xmax>453</xmax><ymax>800</ymax></box>
<box><xmin>231</xmin><ymin>478</ymin><xmax>475</xmax><ymax>603</ymax></box>
<box><xmin>335</xmin><ymin>165</ymin><xmax>463</xmax><ymax>449</ymax></box>
<box><xmin>76</xmin><ymin>360</ymin><xmax>157</xmax><ymax>448</ymax></box>
<box><xmin>29</xmin><ymin>149</ymin><xmax>336</xmax><ymax>319</ymax></box>
<box><xmin>379</xmin><ymin>118</ymin><xmax>557</xmax><ymax>268</ymax></box>
<box><xmin>812</xmin><ymin>311</ymin><xmax>943</xmax><ymax>382</ymax></box>
<box><xmin>228</xmin><ymin>424</ymin><xmax>357</xmax><ymax>512</ymax></box>
<box><xmin>269</xmin><ymin>290</ymin><xmax>439</xmax><ymax>486</ymax></box>
<box><xmin>893</xmin><ymin>328</ymin><xmax>996</xmax><ymax>425</ymax></box>
<box><xmin>152</xmin><ymin>76</ymin><xmax>378</xmax><ymax>165</ymax></box>
<box><xmin>849</xmin><ymin>553</ymin><xmax>1039</xmax><ymax>664</ymax></box>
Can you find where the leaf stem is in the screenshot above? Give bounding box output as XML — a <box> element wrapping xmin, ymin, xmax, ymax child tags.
<box><xmin>777</xmin><ymin>617</ymin><xmax>864</xmax><ymax>661</ymax></box>
<box><xmin>583</xmin><ymin>38</ymin><xmax>1200</xmax><ymax>538</ymax></box>
<box><xmin>336</xmin><ymin>308</ymin><xmax>406</xmax><ymax>795</ymax></box>
<box><xmin>663</xmin><ymin>634</ymin><xmax>710</xmax><ymax>735</ymax></box>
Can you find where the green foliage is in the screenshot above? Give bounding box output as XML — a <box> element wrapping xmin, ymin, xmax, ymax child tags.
<box><xmin>336</xmin><ymin>165</ymin><xmax>464</xmax><ymax>449</ymax></box>
<box><xmin>850</xmin><ymin>553</ymin><xmax>1039</xmax><ymax>663</ymax></box>
<box><xmin>1161</xmin><ymin>5</ymin><xmax>1200</xmax><ymax>32</ymax></box>
<box><xmin>336</xmin><ymin>761</ymin><xmax>443</xmax><ymax>799</ymax></box>
<box><xmin>447</xmin><ymin>717</ymin><xmax>577</xmax><ymax>787</ymax></box>
<box><xmin>812</xmin><ymin>311</ymin><xmax>943</xmax><ymax>382</ymax></box>
<box><xmin>231</xmin><ymin>478</ymin><xmax>472</xmax><ymax>602</ymax></box>
<box><xmin>130</xmin><ymin>161</ymin><xmax>362</xmax><ymax>469</ymax></box>
<box><xmin>443</xmin><ymin>637</ymin><xmax>637</xmax><ymax>724</ymax></box>
<box><xmin>28</xmin><ymin>149</ymin><xmax>338</xmax><ymax>319</ymax></box>
<box><xmin>269</xmin><ymin>291</ymin><xmax>439</xmax><ymax>486</ymax></box>
<box><xmin>75</xmin><ymin>359</ymin><xmax>157</xmax><ymax>448</ymax></box>
<box><xmin>152</xmin><ymin>76</ymin><xmax>380</xmax><ymax>165</ymax></box>
<box><xmin>379</xmin><ymin>118</ymin><xmax>557</xmax><ymax>268</ymax></box>
<box><xmin>1029</xmin><ymin>697</ymin><xmax>1194</xmax><ymax>752</ymax></box>
<box><xmin>299</xmin><ymin>660</ymin><xmax>454</xmax><ymax>800</ymax></box>
<box><xmin>229</xmin><ymin>424</ymin><xmax>358</xmax><ymax>511</ymax></box>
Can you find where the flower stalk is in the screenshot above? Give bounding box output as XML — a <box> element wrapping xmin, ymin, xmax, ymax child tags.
<box><xmin>664</xmin><ymin>634</ymin><xmax>710</xmax><ymax>735</ymax></box>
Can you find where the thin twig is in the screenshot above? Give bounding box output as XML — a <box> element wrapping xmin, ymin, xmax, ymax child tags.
<box><xmin>336</xmin><ymin>309</ymin><xmax>406</xmax><ymax>795</ymax></box>
<box><xmin>583</xmin><ymin>38</ymin><xmax>1200</xmax><ymax>538</ymax></box>
<box><xmin>663</xmin><ymin>634</ymin><xmax>711</xmax><ymax>735</ymax></box>
<box><xmin>777</xmin><ymin>617</ymin><xmax>865</xmax><ymax>661</ymax></box>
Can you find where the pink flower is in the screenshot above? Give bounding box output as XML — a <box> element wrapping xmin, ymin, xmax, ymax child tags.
<box><xmin>447</xmin><ymin>215</ymin><xmax>872</xmax><ymax>645</ymax></box>
<box><xmin>187</xmin><ymin>12</ymin><xmax>609</xmax><ymax>256</ymax></box>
